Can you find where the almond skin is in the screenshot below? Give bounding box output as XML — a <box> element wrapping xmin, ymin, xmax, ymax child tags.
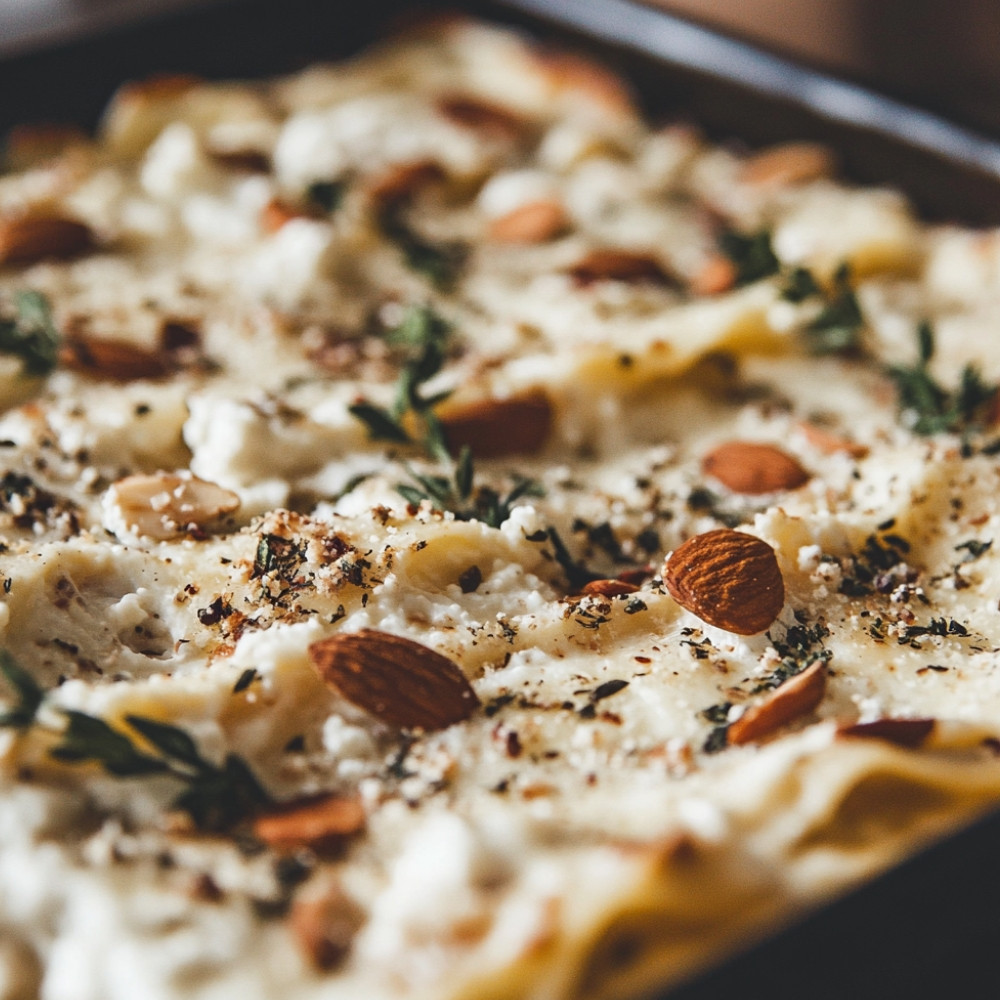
<box><xmin>488</xmin><ymin>200</ymin><xmax>568</xmax><ymax>244</ymax></box>
<box><xmin>690</xmin><ymin>255</ymin><xmax>737</xmax><ymax>296</ymax></box>
<box><xmin>728</xmin><ymin>662</ymin><xmax>827</xmax><ymax>745</ymax></box>
<box><xmin>436</xmin><ymin>94</ymin><xmax>525</xmax><ymax>140</ymax></box>
<box><xmin>568</xmin><ymin>248</ymin><xmax>673</xmax><ymax>288</ymax></box>
<box><xmin>797</xmin><ymin>422</ymin><xmax>869</xmax><ymax>459</ymax></box>
<box><xmin>441</xmin><ymin>390</ymin><xmax>552</xmax><ymax>458</ymax></box>
<box><xmin>0</xmin><ymin>215</ymin><xmax>94</xmax><ymax>266</ymax></box>
<box><xmin>665</xmin><ymin>528</ymin><xmax>784</xmax><ymax>635</ymax></box>
<box><xmin>252</xmin><ymin>794</ymin><xmax>365</xmax><ymax>855</ymax></box>
<box><xmin>838</xmin><ymin>717</ymin><xmax>935</xmax><ymax>748</ymax></box>
<box><xmin>741</xmin><ymin>141</ymin><xmax>834</xmax><ymax>187</ymax></box>
<box><xmin>580</xmin><ymin>579</ymin><xmax>639</xmax><ymax>599</ymax></box>
<box><xmin>290</xmin><ymin>882</ymin><xmax>366</xmax><ymax>971</ymax></box>
<box><xmin>308</xmin><ymin>629</ymin><xmax>480</xmax><ymax>731</ymax></box>
<box><xmin>60</xmin><ymin>335</ymin><xmax>171</xmax><ymax>381</ymax></box>
<box><xmin>702</xmin><ymin>440</ymin><xmax>810</xmax><ymax>495</ymax></box>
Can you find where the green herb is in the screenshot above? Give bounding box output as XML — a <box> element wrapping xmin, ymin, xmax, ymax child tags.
<box><xmin>756</xmin><ymin>618</ymin><xmax>831</xmax><ymax>691</ymax></box>
<box><xmin>718</xmin><ymin>229</ymin><xmax>780</xmax><ymax>286</ymax></box>
<box><xmin>51</xmin><ymin>711</ymin><xmax>167</xmax><ymax>776</ymax></box>
<box><xmin>349</xmin><ymin>305</ymin><xmax>453</xmax><ymax>460</ymax></box>
<box><xmin>306</xmin><ymin>179</ymin><xmax>345</xmax><ymax>214</ymax></box>
<box><xmin>802</xmin><ymin>263</ymin><xmax>864</xmax><ymax>355</ymax></box>
<box><xmin>956</xmin><ymin>539</ymin><xmax>992</xmax><ymax>563</ymax></box>
<box><xmin>0</xmin><ymin>649</ymin><xmax>43</xmax><ymax>728</ymax></box>
<box><xmin>780</xmin><ymin>266</ymin><xmax>821</xmax><ymax>303</ymax></box>
<box><xmin>0</xmin><ymin>290</ymin><xmax>60</xmax><ymax>376</ymax></box>
<box><xmin>380</xmin><ymin>210</ymin><xmax>467</xmax><ymax>289</ymax></box>
<box><xmin>886</xmin><ymin>321</ymin><xmax>998</xmax><ymax>436</ymax></box>
<box><xmin>545</xmin><ymin>526</ymin><xmax>603</xmax><ymax>590</ymax></box>
<box><xmin>699</xmin><ymin>701</ymin><xmax>732</xmax><ymax>754</ymax></box>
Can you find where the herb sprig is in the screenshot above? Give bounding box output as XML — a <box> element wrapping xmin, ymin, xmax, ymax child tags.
<box><xmin>0</xmin><ymin>290</ymin><xmax>60</xmax><ymax>375</ymax></box>
<box><xmin>886</xmin><ymin>321</ymin><xmax>998</xmax><ymax>436</ymax></box>
<box><xmin>799</xmin><ymin>263</ymin><xmax>864</xmax><ymax>355</ymax></box>
<box><xmin>0</xmin><ymin>652</ymin><xmax>269</xmax><ymax>831</ymax></box>
<box><xmin>719</xmin><ymin>229</ymin><xmax>780</xmax><ymax>286</ymax></box>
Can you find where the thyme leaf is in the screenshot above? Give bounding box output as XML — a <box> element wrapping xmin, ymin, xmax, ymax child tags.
<box><xmin>0</xmin><ymin>290</ymin><xmax>60</xmax><ymax>376</ymax></box>
<box><xmin>0</xmin><ymin>649</ymin><xmax>43</xmax><ymax>728</ymax></box>
<box><xmin>718</xmin><ymin>229</ymin><xmax>780</xmax><ymax>286</ymax></box>
<box><xmin>802</xmin><ymin>263</ymin><xmax>864</xmax><ymax>355</ymax></box>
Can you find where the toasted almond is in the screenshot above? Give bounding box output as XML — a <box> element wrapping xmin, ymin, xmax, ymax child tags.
<box><xmin>690</xmin><ymin>255</ymin><xmax>737</xmax><ymax>296</ymax></box>
<box><xmin>208</xmin><ymin>148</ymin><xmax>271</xmax><ymax>174</ymax></box>
<box><xmin>261</xmin><ymin>197</ymin><xmax>312</xmax><ymax>233</ymax></box>
<box><xmin>740</xmin><ymin>142</ymin><xmax>834</xmax><ymax>187</ymax></box>
<box><xmin>797</xmin><ymin>421</ymin><xmax>869</xmax><ymax>458</ymax></box>
<box><xmin>488</xmin><ymin>200</ymin><xmax>568</xmax><ymax>244</ymax></box>
<box><xmin>441</xmin><ymin>389</ymin><xmax>552</xmax><ymax>458</ymax></box>
<box><xmin>308</xmin><ymin>629</ymin><xmax>480</xmax><ymax>731</ymax></box>
<box><xmin>436</xmin><ymin>94</ymin><xmax>526</xmax><ymax>139</ymax></box>
<box><xmin>0</xmin><ymin>215</ymin><xmax>94</xmax><ymax>266</ymax></box>
<box><xmin>106</xmin><ymin>471</ymin><xmax>241</xmax><ymax>541</ymax></box>
<box><xmin>728</xmin><ymin>662</ymin><xmax>827</xmax><ymax>745</ymax></box>
<box><xmin>580</xmin><ymin>579</ymin><xmax>639</xmax><ymax>598</ymax></box>
<box><xmin>252</xmin><ymin>794</ymin><xmax>365</xmax><ymax>855</ymax></box>
<box><xmin>702</xmin><ymin>440</ymin><xmax>810</xmax><ymax>495</ymax></box>
<box><xmin>534</xmin><ymin>51</ymin><xmax>635</xmax><ymax>115</ymax></box>
<box><xmin>290</xmin><ymin>882</ymin><xmax>366</xmax><ymax>971</ymax></box>
<box><xmin>60</xmin><ymin>334</ymin><xmax>171</xmax><ymax>381</ymax></box>
<box><xmin>568</xmin><ymin>248</ymin><xmax>673</xmax><ymax>288</ymax></box>
<box><xmin>665</xmin><ymin>528</ymin><xmax>784</xmax><ymax>635</ymax></box>
<box><xmin>366</xmin><ymin>160</ymin><xmax>445</xmax><ymax>207</ymax></box>
<box><xmin>838</xmin><ymin>717</ymin><xmax>935</xmax><ymax>748</ymax></box>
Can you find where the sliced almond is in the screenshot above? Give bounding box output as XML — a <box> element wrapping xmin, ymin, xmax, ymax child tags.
<box><xmin>728</xmin><ymin>662</ymin><xmax>828</xmax><ymax>745</ymax></box>
<box><xmin>436</xmin><ymin>94</ymin><xmax>526</xmax><ymax>140</ymax></box>
<box><xmin>60</xmin><ymin>334</ymin><xmax>171</xmax><ymax>381</ymax></box>
<box><xmin>797</xmin><ymin>422</ymin><xmax>869</xmax><ymax>459</ymax></box>
<box><xmin>838</xmin><ymin>717</ymin><xmax>935</xmax><ymax>748</ymax></box>
<box><xmin>0</xmin><ymin>215</ymin><xmax>94</xmax><ymax>266</ymax></box>
<box><xmin>580</xmin><ymin>579</ymin><xmax>639</xmax><ymax>599</ymax></box>
<box><xmin>568</xmin><ymin>248</ymin><xmax>673</xmax><ymax>288</ymax></box>
<box><xmin>665</xmin><ymin>528</ymin><xmax>784</xmax><ymax>635</ymax></box>
<box><xmin>488</xmin><ymin>200</ymin><xmax>568</xmax><ymax>244</ymax></box>
<box><xmin>308</xmin><ymin>629</ymin><xmax>480</xmax><ymax>731</ymax></box>
<box><xmin>366</xmin><ymin>160</ymin><xmax>445</xmax><ymax>207</ymax></box>
<box><xmin>261</xmin><ymin>197</ymin><xmax>312</xmax><ymax>234</ymax></box>
<box><xmin>252</xmin><ymin>794</ymin><xmax>365</xmax><ymax>855</ymax></box>
<box><xmin>4</xmin><ymin>124</ymin><xmax>89</xmax><ymax>170</ymax></box>
<box><xmin>290</xmin><ymin>881</ymin><xmax>366</xmax><ymax>971</ymax></box>
<box><xmin>441</xmin><ymin>389</ymin><xmax>552</xmax><ymax>458</ymax></box>
<box><xmin>740</xmin><ymin>142</ymin><xmax>834</xmax><ymax>187</ymax></box>
<box><xmin>702</xmin><ymin>440</ymin><xmax>810</xmax><ymax>495</ymax></box>
<box><xmin>690</xmin><ymin>255</ymin><xmax>737</xmax><ymax>296</ymax></box>
<box><xmin>106</xmin><ymin>472</ymin><xmax>240</xmax><ymax>541</ymax></box>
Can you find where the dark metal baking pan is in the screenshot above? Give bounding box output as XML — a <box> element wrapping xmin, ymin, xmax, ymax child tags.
<box><xmin>3</xmin><ymin>1</ymin><xmax>1000</xmax><ymax>997</ymax></box>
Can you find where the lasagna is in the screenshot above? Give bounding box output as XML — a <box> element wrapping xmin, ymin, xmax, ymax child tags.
<box><xmin>2</xmin><ymin>18</ymin><xmax>1000</xmax><ymax>1000</ymax></box>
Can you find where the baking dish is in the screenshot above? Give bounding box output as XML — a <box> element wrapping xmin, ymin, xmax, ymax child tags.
<box><xmin>3</xmin><ymin>1</ymin><xmax>1000</xmax><ymax>997</ymax></box>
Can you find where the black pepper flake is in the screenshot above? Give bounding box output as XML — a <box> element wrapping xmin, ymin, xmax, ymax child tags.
<box><xmin>458</xmin><ymin>565</ymin><xmax>483</xmax><ymax>593</ymax></box>
<box><xmin>197</xmin><ymin>596</ymin><xmax>233</xmax><ymax>626</ymax></box>
<box><xmin>233</xmin><ymin>668</ymin><xmax>258</xmax><ymax>693</ymax></box>
<box><xmin>593</xmin><ymin>679</ymin><xmax>629</xmax><ymax>702</ymax></box>
<box><xmin>624</xmin><ymin>597</ymin><xmax>647</xmax><ymax>614</ymax></box>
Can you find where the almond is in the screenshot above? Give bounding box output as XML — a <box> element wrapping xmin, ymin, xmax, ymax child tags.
<box><xmin>252</xmin><ymin>794</ymin><xmax>365</xmax><ymax>855</ymax></box>
<box><xmin>261</xmin><ymin>197</ymin><xmax>311</xmax><ymax>233</ymax></box>
<box><xmin>0</xmin><ymin>215</ymin><xmax>94</xmax><ymax>266</ymax></box>
<box><xmin>664</xmin><ymin>528</ymin><xmax>784</xmax><ymax>635</ymax></box>
<box><xmin>535</xmin><ymin>52</ymin><xmax>635</xmax><ymax>115</ymax></box>
<box><xmin>4</xmin><ymin>124</ymin><xmax>89</xmax><ymax>170</ymax></box>
<box><xmin>60</xmin><ymin>334</ymin><xmax>171</xmax><ymax>381</ymax></box>
<box><xmin>308</xmin><ymin>629</ymin><xmax>480</xmax><ymax>731</ymax></box>
<box><xmin>838</xmin><ymin>717</ymin><xmax>935</xmax><ymax>748</ymax></box>
<box><xmin>580</xmin><ymin>579</ymin><xmax>639</xmax><ymax>599</ymax></box>
<box><xmin>488</xmin><ymin>200</ymin><xmax>568</xmax><ymax>244</ymax></box>
<box><xmin>797</xmin><ymin>422</ymin><xmax>869</xmax><ymax>459</ymax></box>
<box><xmin>728</xmin><ymin>662</ymin><xmax>827</xmax><ymax>745</ymax></box>
<box><xmin>568</xmin><ymin>248</ymin><xmax>673</xmax><ymax>288</ymax></box>
<box><xmin>290</xmin><ymin>881</ymin><xmax>366</xmax><ymax>971</ymax></box>
<box><xmin>690</xmin><ymin>255</ymin><xmax>737</xmax><ymax>296</ymax></box>
<box><xmin>106</xmin><ymin>471</ymin><xmax>241</xmax><ymax>540</ymax></box>
<box><xmin>208</xmin><ymin>148</ymin><xmax>271</xmax><ymax>174</ymax></box>
<box><xmin>702</xmin><ymin>440</ymin><xmax>810</xmax><ymax>495</ymax></box>
<box><xmin>366</xmin><ymin>160</ymin><xmax>445</xmax><ymax>207</ymax></box>
<box><xmin>441</xmin><ymin>389</ymin><xmax>552</xmax><ymax>458</ymax></box>
<box><xmin>436</xmin><ymin>94</ymin><xmax>525</xmax><ymax>140</ymax></box>
<box><xmin>740</xmin><ymin>142</ymin><xmax>834</xmax><ymax>187</ymax></box>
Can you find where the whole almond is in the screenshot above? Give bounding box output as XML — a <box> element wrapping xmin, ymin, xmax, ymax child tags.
<box><xmin>569</xmin><ymin>248</ymin><xmax>673</xmax><ymax>288</ymax></box>
<box><xmin>488</xmin><ymin>200</ymin><xmax>568</xmax><ymax>244</ymax></box>
<box><xmin>665</xmin><ymin>528</ymin><xmax>784</xmax><ymax>635</ymax></box>
<box><xmin>702</xmin><ymin>440</ymin><xmax>810</xmax><ymax>495</ymax></box>
<box><xmin>61</xmin><ymin>334</ymin><xmax>171</xmax><ymax>381</ymax></box>
<box><xmin>308</xmin><ymin>629</ymin><xmax>480</xmax><ymax>731</ymax></box>
<box><xmin>740</xmin><ymin>142</ymin><xmax>834</xmax><ymax>187</ymax></box>
<box><xmin>690</xmin><ymin>255</ymin><xmax>737</xmax><ymax>296</ymax></box>
<box><xmin>728</xmin><ymin>662</ymin><xmax>827</xmax><ymax>745</ymax></box>
<box><xmin>838</xmin><ymin>717</ymin><xmax>935</xmax><ymax>748</ymax></box>
<box><xmin>290</xmin><ymin>881</ymin><xmax>366</xmax><ymax>971</ymax></box>
<box><xmin>252</xmin><ymin>794</ymin><xmax>365</xmax><ymax>855</ymax></box>
<box><xmin>441</xmin><ymin>389</ymin><xmax>552</xmax><ymax>458</ymax></box>
<box><xmin>0</xmin><ymin>215</ymin><xmax>94</xmax><ymax>266</ymax></box>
